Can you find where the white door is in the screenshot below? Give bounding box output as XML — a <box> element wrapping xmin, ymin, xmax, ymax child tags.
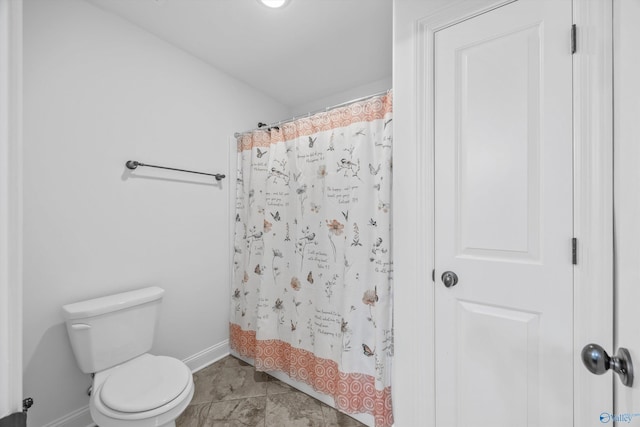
<box><xmin>434</xmin><ymin>1</ymin><xmax>573</xmax><ymax>426</ymax></box>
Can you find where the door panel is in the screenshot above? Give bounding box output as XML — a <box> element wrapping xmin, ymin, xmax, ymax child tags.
<box><xmin>455</xmin><ymin>302</ymin><xmax>540</xmax><ymax>426</ymax></box>
<box><xmin>456</xmin><ymin>25</ymin><xmax>540</xmax><ymax>261</ymax></box>
<box><xmin>434</xmin><ymin>1</ymin><xmax>573</xmax><ymax>426</ymax></box>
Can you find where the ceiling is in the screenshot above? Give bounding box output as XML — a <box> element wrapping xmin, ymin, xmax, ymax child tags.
<box><xmin>86</xmin><ymin>0</ymin><xmax>393</xmax><ymax>110</ymax></box>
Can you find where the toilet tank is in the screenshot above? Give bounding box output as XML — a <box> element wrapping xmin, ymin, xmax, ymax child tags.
<box><xmin>62</xmin><ymin>287</ymin><xmax>165</xmax><ymax>374</ymax></box>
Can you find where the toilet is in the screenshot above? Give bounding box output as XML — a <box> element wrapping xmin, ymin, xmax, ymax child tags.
<box><xmin>62</xmin><ymin>287</ymin><xmax>194</xmax><ymax>427</ymax></box>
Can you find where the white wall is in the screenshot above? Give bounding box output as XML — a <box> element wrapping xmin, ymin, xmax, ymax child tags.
<box><xmin>614</xmin><ymin>0</ymin><xmax>640</xmax><ymax>413</ymax></box>
<box><xmin>22</xmin><ymin>0</ymin><xmax>290</xmax><ymax>425</ymax></box>
<box><xmin>0</xmin><ymin>0</ymin><xmax>23</xmax><ymax>420</ymax></box>
<box><xmin>290</xmin><ymin>76</ymin><xmax>391</xmax><ymax>118</ymax></box>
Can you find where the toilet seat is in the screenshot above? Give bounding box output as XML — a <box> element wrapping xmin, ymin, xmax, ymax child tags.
<box><xmin>100</xmin><ymin>355</ymin><xmax>191</xmax><ymax>413</ymax></box>
<box><xmin>91</xmin><ymin>354</ymin><xmax>194</xmax><ymax>427</ymax></box>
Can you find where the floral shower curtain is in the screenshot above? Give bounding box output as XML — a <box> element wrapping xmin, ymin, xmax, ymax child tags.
<box><xmin>230</xmin><ymin>92</ymin><xmax>393</xmax><ymax>427</ymax></box>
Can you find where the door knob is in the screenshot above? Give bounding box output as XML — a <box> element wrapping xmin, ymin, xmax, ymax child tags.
<box><xmin>581</xmin><ymin>343</ymin><xmax>634</xmax><ymax>387</ymax></box>
<box><xmin>441</xmin><ymin>271</ymin><xmax>458</xmax><ymax>288</ymax></box>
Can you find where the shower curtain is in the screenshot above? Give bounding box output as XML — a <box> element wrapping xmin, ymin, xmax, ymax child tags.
<box><xmin>230</xmin><ymin>91</ymin><xmax>393</xmax><ymax>427</ymax></box>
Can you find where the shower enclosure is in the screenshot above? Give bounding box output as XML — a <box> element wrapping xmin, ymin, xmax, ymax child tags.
<box><xmin>230</xmin><ymin>92</ymin><xmax>393</xmax><ymax>427</ymax></box>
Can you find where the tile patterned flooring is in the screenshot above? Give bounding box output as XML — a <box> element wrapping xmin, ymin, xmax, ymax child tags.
<box><xmin>176</xmin><ymin>355</ymin><xmax>366</xmax><ymax>427</ymax></box>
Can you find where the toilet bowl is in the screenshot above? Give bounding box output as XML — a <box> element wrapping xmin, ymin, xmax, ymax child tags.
<box><xmin>90</xmin><ymin>354</ymin><xmax>194</xmax><ymax>427</ymax></box>
<box><xmin>62</xmin><ymin>287</ymin><xmax>194</xmax><ymax>427</ymax></box>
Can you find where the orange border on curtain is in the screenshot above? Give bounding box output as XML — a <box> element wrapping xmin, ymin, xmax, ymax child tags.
<box><xmin>236</xmin><ymin>92</ymin><xmax>393</xmax><ymax>152</ymax></box>
<box><xmin>230</xmin><ymin>323</ymin><xmax>394</xmax><ymax>427</ymax></box>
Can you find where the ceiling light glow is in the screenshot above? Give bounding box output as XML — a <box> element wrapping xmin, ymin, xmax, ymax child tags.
<box><xmin>259</xmin><ymin>0</ymin><xmax>288</xmax><ymax>8</ymax></box>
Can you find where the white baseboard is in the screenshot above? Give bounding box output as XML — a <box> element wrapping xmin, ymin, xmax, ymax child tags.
<box><xmin>42</xmin><ymin>405</ymin><xmax>93</xmax><ymax>427</ymax></box>
<box><xmin>183</xmin><ymin>340</ymin><xmax>229</xmax><ymax>373</ymax></box>
<box><xmin>43</xmin><ymin>341</ymin><xmax>229</xmax><ymax>427</ymax></box>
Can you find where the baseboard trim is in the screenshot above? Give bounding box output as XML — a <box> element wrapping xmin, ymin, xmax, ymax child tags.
<box><xmin>183</xmin><ymin>340</ymin><xmax>230</xmax><ymax>373</ymax></box>
<box><xmin>42</xmin><ymin>405</ymin><xmax>93</xmax><ymax>427</ymax></box>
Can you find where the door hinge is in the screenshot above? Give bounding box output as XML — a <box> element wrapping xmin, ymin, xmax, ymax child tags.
<box><xmin>571</xmin><ymin>24</ymin><xmax>577</xmax><ymax>54</ymax></box>
<box><xmin>432</xmin><ymin>269</ymin><xmax>435</xmax><ymax>282</ymax></box>
<box><xmin>572</xmin><ymin>237</ymin><xmax>578</xmax><ymax>265</ymax></box>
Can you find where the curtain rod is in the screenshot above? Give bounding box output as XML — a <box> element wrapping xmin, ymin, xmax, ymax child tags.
<box><xmin>234</xmin><ymin>89</ymin><xmax>391</xmax><ymax>138</ymax></box>
<box><xmin>125</xmin><ymin>160</ymin><xmax>225</xmax><ymax>181</ymax></box>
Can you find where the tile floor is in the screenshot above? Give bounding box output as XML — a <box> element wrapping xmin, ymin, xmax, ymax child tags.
<box><xmin>176</xmin><ymin>355</ymin><xmax>366</xmax><ymax>427</ymax></box>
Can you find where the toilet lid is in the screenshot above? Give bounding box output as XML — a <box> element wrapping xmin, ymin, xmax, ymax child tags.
<box><xmin>100</xmin><ymin>355</ymin><xmax>191</xmax><ymax>413</ymax></box>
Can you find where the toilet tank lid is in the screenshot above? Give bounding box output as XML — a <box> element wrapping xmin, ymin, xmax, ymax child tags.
<box><xmin>62</xmin><ymin>287</ymin><xmax>165</xmax><ymax>320</ymax></box>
